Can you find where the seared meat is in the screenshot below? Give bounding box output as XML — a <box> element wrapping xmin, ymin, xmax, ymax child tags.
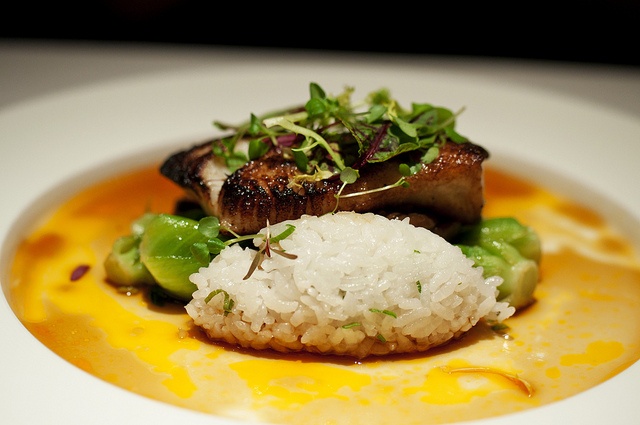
<box><xmin>160</xmin><ymin>138</ymin><xmax>489</xmax><ymax>238</ymax></box>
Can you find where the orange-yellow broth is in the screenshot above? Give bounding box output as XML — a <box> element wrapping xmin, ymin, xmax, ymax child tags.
<box><xmin>7</xmin><ymin>165</ymin><xmax>640</xmax><ymax>425</ymax></box>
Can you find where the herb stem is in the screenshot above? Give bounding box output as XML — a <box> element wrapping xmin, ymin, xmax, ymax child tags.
<box><xmin>263</xmin><ymin>114</ymin><xmax>346</xmax><ymax>170</ymax></box>
<box><xmin>339</xmin><ymin>177</ymin><xmax>408</xmax><ymax>198</ymax></box>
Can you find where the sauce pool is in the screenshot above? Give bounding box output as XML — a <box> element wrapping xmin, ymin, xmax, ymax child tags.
<box><xmin>6</xmin><ymin>164</ymin><xmax>640</xmax><ymax>425</ymax></box>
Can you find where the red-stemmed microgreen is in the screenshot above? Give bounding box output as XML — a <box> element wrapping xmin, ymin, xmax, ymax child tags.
<box><xmin>209</xmin><ymin>82</ymin><xmax>468</xmax><ymax>206</ymax></box>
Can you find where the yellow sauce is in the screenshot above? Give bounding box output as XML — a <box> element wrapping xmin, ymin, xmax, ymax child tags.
<box><xmin>6</xmin><ymin>165</ymin><xmax>640</xmax><ymax>425</ymax></box>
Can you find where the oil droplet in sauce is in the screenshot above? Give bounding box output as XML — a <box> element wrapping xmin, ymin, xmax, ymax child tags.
<box><xmin>6</xmin><ymin>165</ymin><xmax>640</xmax><ymax>425</ymax></box>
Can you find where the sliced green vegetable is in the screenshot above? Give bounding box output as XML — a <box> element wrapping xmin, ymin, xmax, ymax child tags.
<box><xmin>103</xmin><ymin>213</ymin><xmax>157</xmax><ymax>286</ymax></box>
<box><xmin>138</xmin><ymin>214</ymin><xmax>209</xmax><ymax>301</ymax></box>
<box><xmin>455</xmin><ymin>217</ymin><xmax>541</xmax><ymax>310</ymax></box>
<box><xmin>105</xmin><ymin>209</ymin><xmax>301</xmax><ymax>301</ymax></box>
<box><xmin>456</xmin><ymin>217</ymin><xmax>541</xmax><ymax>263</ymax></box>
<box><xmin>458</xmin><ymin>244</ymin><xmax>538</xmax><ymax>309</ymax></box>
<box><xmin>103</xmin><ymin>234</ymin><xmax>156</xmax><ymax>286</ymax></box>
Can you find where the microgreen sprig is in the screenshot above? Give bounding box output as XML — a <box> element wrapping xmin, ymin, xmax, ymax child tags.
<box><xmin>243</xmin><ymin>222</ymin><xmax>297</xmax><ymax>280</ymax></box>
<box><xmin>198</xmin><ymin>220</ymin><xmax>297</xmax><ymax>315</ymax></box>
<box><xmin>192</xmin><ymin>216</ymin><xmax>297</xmax><ymax>281</ymax></box>
<box><xmin>210</xmin><ymin>82</ymin><xmax>468</xmax><ymax>202</ymax></box>
<box><xmin>263</xmin><ymin>112</ymin><xmax>347</xmax><ymax>171</ymax></box>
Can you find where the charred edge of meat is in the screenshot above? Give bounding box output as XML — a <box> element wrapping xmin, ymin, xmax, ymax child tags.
<box><xmin>160</xmin><ymin>142</ymin><xmax>214</xmax><ymax>190</ymax></box>
<box><xmin>159</xmin><ymin>137</ymin><xmax>490</xmax><ymax>239</ymax></box>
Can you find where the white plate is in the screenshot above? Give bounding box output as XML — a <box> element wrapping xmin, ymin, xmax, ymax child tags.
<box><xmin>1</xmin><ymin>60</ymin><xmax>639</xmax><ymax>425</ymax></box>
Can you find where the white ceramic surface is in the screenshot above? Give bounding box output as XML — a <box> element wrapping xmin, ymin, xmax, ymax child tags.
<box><xmin>1</xmin><ymin>59</ymin><xmax>639</xmax><ymax>425</ymax></box>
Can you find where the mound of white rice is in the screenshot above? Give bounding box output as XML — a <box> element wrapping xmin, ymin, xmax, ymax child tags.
<box><xmin>186</xmin><ymin>212</ymin><xmax>514</xmax><ymax>358</ymax></box>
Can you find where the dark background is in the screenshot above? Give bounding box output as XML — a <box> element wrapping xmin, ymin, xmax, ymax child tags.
<box><xmin>3</xmin><ymin>0</ymin><xmax>639</xmax><ymax>67</ymax></box>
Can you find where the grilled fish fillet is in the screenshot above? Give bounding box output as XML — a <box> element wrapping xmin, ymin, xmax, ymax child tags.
<box><xmin>160</xmin><ymin>138</ymin><xmax>489</xmax><ymax>238</ymax></box>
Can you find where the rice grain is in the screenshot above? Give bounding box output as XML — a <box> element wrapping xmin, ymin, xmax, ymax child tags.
<box><xmin>186</xmin><ymin>212</ymin><xmax>514</xmax><ymax>358</ymax></box>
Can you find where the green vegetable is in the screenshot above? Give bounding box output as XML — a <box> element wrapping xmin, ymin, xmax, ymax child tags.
<box><xmin>105</xmin><ymin>213</ymin><xmax>214</xmax><ymax>301</ymax></box>
<box><xmin>455</xmin><ymin>217</ymin><xmax>542</xmax><ymax>310</ymax></box>
<box><xmin>457</xmin><ymin>217</ymin><xmax>541</xmax><ymax>263</ymax></box>
<box><xmin>138</xmin><ymin>214</ymin><xmax>209</xmax><ymax>301</ymax></box>
<box><xmin>103</xmin><ymin>213</ymin><xmax>157</xmax><ymax>286</ymax></box>
<box><xmin>105</xmin><ymin>212</ymin><xmax>298</xmax><ymax>302</ymax></box>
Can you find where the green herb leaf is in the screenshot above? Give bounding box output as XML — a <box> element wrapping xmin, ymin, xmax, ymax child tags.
<box><xmin>248</xmin><ymin>114</ymin><xmax>263</xmax><ymax>136</ymax></box>
<box><xmin>206</xmin><ymin>238</ymin><xmax>226</xmax><ymax>255</ymax></box>
<box><xmin>205</xmin><ymin>289</ymin><xmax>235</xmax><ymax>316</ymax></box>
<box><xmin>339</xmin><ymin>167</ymin><xmax>359</xmax><ymax>184</ymax></box>
<box><xmin>198</xmin><ymin>216</ymin><xmax>220</xmax><ymax>238</ymax></box>
<box><xmin>269</xmin><ymin>224</ymin><xmax>296</xmax><ymax>243</ymax></box>
<box><xmin>209</xmin><ymin>82</ymin><xmax>468</xmax><ymax>206</ymax></box>
<box><xmin>341</xmin><ymin>322</ymin><xmax>361</xmax><ymax>329</ymax></box>
<box><xmin>369</xmin><ymin>308</ymin><xmax>397</xmax><ymax>318</ymax></box>
<box><xmin>190</xmin><ymin>242</ymin><xmax>211</xmax><ymax>266</ymax></box>
<box><xmin>248</xmin><ymin>139</ymin><xmax>270</xmax><ymax>160</ymax></box>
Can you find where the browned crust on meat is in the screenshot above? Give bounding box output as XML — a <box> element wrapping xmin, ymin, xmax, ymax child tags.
<box><xmin>219</xmin><ymin>151</ymin><xmax>339</xmax><ymax>233</ymax></box>
<box><xmin>160</xmin><ymin>138</ymin><xmax>489</xmax><ymax>236</ymax></box>
<box><xmin>160</xmin><ymin>141</ymin><xmax>218</xmax><ymax>209</ymax></box>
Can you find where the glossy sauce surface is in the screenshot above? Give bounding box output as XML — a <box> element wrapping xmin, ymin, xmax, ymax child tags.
<box><xmin>7</xmin><ymin>165</ymin><xmax>640</xmax><ymax>425</ymax></box>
